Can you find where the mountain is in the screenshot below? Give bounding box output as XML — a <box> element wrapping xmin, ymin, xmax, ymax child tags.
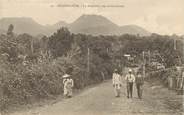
<box><xmin>119</xmin><ymin>25</ymin><xmax>150</xmax><ymax>36</ymax></box>
<box><xmin>69</xmin><ymin>14</ymin><xmax>119</xmax><ymax>35</ymax></box>
<box><xmin>0</xmin><ymin>15</ymin><xmax>150</xmax><ymax>36</ymax></box>
<box><xmin>0</xmin><ymin>17</ymin><xmax>69</xmax><ymax>36</ymax></box>
<box><xmin>69</xmin><ymin>14</ymin><xmax>150</xmax><ymax>36</ymax></box>
<box><xmin>0</xmin><ymin>17</ymin><xmax>49</xmax><ymax>36</ymax></box>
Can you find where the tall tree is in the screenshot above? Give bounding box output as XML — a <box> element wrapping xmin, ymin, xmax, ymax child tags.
<box><xmin>48</xmin><ymin>27</ymin><xmax>73</xmax><ymax>57</ymax></box>
<box><xmin>7</xmin><ymin>24</ymin><xmax>14</xmax><ymax>37</ymax></box>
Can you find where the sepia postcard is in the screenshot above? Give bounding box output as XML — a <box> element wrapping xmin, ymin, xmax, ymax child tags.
<box><xmin>0</xmin><ymin>0</ymin><xmax>183</xmax><ymax>115</ymax></box>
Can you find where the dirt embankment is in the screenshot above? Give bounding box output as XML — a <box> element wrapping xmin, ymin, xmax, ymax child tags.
<box><xmin>145</xmin><ymin>69</ymin><xmax>183</xmax><ymax>113</ymax></box>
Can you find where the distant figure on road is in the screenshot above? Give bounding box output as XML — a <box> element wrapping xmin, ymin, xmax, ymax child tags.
<box><xmin>180</xmin><ymin>70</ymin><xmax>184</xmax><ymax>89</ymax></box>
<box><xmin>63</xmin><ymin>72</ymin><xmax>74</xmax><ymax>98</ymax></box>
<box><xmin>112</xmin><ymin>69</ymin><xmax>122</xmax><ymax>97</ymax></box>
<box><xmin>125</xmin><ymin>69</ymin><xmax>135</xmax><ymax>98</ymax></box>
<box><xmin>135</xmin><ymin>71</ymin><xmax>144</xmax><ymax>99</ymax></box>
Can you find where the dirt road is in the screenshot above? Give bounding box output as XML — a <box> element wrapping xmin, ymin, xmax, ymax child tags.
<box><xmin>10</xmin><ymin>78</ymin><xmax>183</xmax><ymax>115</ymax></box>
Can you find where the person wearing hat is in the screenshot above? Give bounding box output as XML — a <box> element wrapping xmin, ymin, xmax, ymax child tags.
<box><xmin>125</xmin><ymin>69</ymin><xmax>135</xmax><ymax>98</ymax></box>
<box><xmin>63</xmin><ymin>73</ymin><xmax>74</xmax><ymax>98</ymax></box>
<box><xmin>135</xmin><ymin>70</ymin><xmax>144</xmax><ymax>99</ymax></box>
<box><xmin>112</xmin><ymin>69</ymin><xmax>122</xmax><ymax>97</ymax></box>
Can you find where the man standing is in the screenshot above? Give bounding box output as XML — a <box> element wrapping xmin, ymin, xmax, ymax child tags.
<box><xmin>125</xmin><ymin>69</ymin><xmax>135</xmax><ymax>98</ymax></box>
<box><xmin>112</xmin><ymin>69</ymin><xmax>122</xmax><ymax>97</ymax></box>
<box><xmin>179</xmin><ymin>70</ymin><xmax>184</xmax><ymax>89</ymax></box>
<box><xmin>135</xmin><ymin>71</ymin><xmax>144</xmax><ymax>99</ymax></box>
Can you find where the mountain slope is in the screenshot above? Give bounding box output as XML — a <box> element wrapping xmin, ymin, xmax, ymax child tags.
<box><xmin>69</xmin><ymin>15</ymin><xmax>150</xmax><ymax>36</ymax></box>
<box><xmin>0</xmin><ymin>17</ymin><xmax>49</xmax><ymax>36</ymax></box>
<box><xmin>69</xmin><ymin>14</ymin><xmax>119</xmax><ymax>35</ymax></box>
<box><xmin>119</xmin><ymin>25</ymin><xmax>150</xmax><ymax>36</ymax></box>
<box><xmin>0</xmin><ymin>18</ymin><xmax>69</xmax><ymax>36</ymax></box>
<box><xmin>0</xmin><ymin>15</ymin><xmax>150</xmax><ymax>36</ymax></box>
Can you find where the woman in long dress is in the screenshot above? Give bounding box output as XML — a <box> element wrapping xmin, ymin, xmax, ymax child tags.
<box><xmin>63</xmin><ymin>73</ymin><xmax>74</xmax><ymax>98</ymax></box>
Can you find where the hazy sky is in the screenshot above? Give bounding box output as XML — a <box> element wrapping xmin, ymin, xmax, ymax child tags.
<box><xmin>0</xmin><ymin>0</ymin><xmax>183</xmax><ymax>35</ymax></box>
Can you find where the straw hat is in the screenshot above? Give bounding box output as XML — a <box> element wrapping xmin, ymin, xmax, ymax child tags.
<box><xmin>114</xmin><ymin>69</ymin><xmax>118</xmax><ymax>72</ymax></box>
<box><xmin>62</xmin><ymin>74</ymin><xmax>70</xmax><ymax>78</ymax></box>
<box><xmin>128</xmin><ymin>69</ymin><xmax>132</xmax><ymax>72</ymax></box>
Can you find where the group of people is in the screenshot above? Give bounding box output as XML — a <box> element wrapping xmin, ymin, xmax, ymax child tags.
<box><xmin>112</xmin><ymin>68</ymin><xmax>144</xmax><ymax>99</ymax></box>
<box><xmin>61</xmin><ymin>67</ymin><xmax>144</xmax><ymax>99</ymax></box>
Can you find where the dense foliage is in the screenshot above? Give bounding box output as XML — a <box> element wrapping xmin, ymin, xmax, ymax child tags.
<box><xmin>0</xmin><ymin>26</ymin><xmax>183</xmax><ymax>111</ymax></box>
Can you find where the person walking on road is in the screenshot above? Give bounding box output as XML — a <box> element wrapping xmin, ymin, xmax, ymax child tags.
<box><xmin>112</xmin><ymin>69</ymin><xmax>122</xmax><ymax>97</ymax></box>
<box><xmin>135</xmin><ymin>71</ymin><xmax>144</xmax><ymax>99</ymax></box>
<box><xmin>125</xmin><ymin>69</ymin><xmax>135</xmax><ymax>98</ymax></box>
<box><xmin>63</xmin><ymin>68</ymin><xmax>74</xmax><ymax>98</ymax></box>
<box><xmin>179</xmin><ymin>70</ymin><xmax>184</xmax><ymax>89</ymax></box>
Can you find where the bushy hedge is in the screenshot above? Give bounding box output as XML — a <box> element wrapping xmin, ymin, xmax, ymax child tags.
<box><xmin>146</xmin><ymin>68</ymin><xmax>180</xmax><ymax>86</ymax></box>
<box><xmin>0</xmin><ymin>41</ymin><xmax>113</xmax><ymax>111</ymax></box>
<box><xmin>0</xmin><ymin>27</ymin><xmax>183</xmax><ymax>112</ymax></box>
<box><xmin>0</xmin><ymin>59</ymin><xmax>64</xmax><ymax>110</ymax></box>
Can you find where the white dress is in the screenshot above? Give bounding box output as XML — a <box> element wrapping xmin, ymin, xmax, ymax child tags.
<box><xmin>63</xmin><ymin>78</ymin><xmax>74</xmax><ymax>96</ymax></box>
<box><xmin>112</xmin><ymin>73</ymin><xmax>122</xmax><ymax>96</ymax></box>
